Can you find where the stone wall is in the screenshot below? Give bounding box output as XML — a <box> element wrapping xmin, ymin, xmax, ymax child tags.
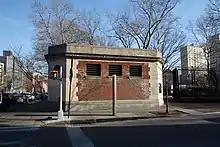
<box><xmin>149</xmin><ymin>62</ymin><xmax>164</xmax><ymax>106</ymax></box>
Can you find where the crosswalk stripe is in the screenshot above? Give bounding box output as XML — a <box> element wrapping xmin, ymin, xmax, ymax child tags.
<box><xmin>66</xmin><ymin>126</ymin><xmax>95</xmax><ymax>147</ymax></box>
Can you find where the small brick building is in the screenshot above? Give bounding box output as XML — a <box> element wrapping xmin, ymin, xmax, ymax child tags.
<box><xmin>45</xmin><ymin>44</ymin><xmax>164</xmax><ymax>111</ymax></box>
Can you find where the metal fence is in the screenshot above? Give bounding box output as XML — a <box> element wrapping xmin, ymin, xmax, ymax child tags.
<box><xmin>173</xmin><ymin>68</ymin><xmax>220</xmax><ymax>99</ymax></box>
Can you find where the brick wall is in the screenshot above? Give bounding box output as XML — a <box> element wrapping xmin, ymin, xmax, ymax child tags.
<box><xmin>76</xmin><ymin>61</ymin><xmax>150</xmax><ymax>101</ymax></box>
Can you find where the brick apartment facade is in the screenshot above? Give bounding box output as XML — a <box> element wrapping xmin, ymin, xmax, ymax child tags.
<box><xmin>45</xmin><ymin>44</ymin><xmax>164</xmax><ymax>111</ymax></box>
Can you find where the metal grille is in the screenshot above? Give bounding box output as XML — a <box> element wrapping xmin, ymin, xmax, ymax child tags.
<box><xmin>129</xmin><ymin>65</ymin><xmax>142</xmax><ymax>77</ymax></box>
<box><xmin>172</xmin><ymin>68</ymin><xmax>220</xmax><ymax>98</ymax></box>
<box><xmin>86</xmin><ymin>64</ymin><xmax>101</xmax><ymax>76</ymax></box>
<box><xmin>109</xmin><ymin>64</ymin><xmax>122</xmax><ymax>76</ymax></box>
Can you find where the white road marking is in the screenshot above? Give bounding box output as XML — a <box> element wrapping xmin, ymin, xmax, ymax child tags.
<box><xmin>0</xmin><ymin>125</ymin><xmax>40</xmax><ymax>132</ymax></box>
<box><xmin>0</xmin><ymin>127</ymin><xmax>39</xmax><ymax>132</ymax></box>
<box><xmin>0</xmin><ymin>141</ymin><xmax>21</xmax><ymax>145</ymax></box>
<box><xmin>0</xmin><ymin>141</ymin><xmax>37</xmax><ymax>147</ymax></box>
<box><xmin>0</xmin><ymin>125</ymin><xmax>40</xmax><ymax>130</ymax></box>
<box><xmin>203</xmin><ymin>112</ymin><xmax>220</xmax><ymax>115</ymax></box>
<box><xmin>66</xmin><ymin>126</ymin><xmax>95</xmax><ymax>147</ymax></box>
<box><xmin>178</xmin><ymin>108</ymin><xmax>204</xmax><ymax>115</ymax></box>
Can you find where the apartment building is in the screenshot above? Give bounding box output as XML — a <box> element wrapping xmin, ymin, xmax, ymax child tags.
<box><xmin>32</xmin><ymin>73</ymin><xmax>48</xmax><ymax>93</ymax></box>
<box><xmin>0</xmin><ymin>63</ymin><xmax>4</xmax><ymax>88</ymax></box>
<box><xmin>180</xmin><ymin>44</ymin><xmax>208</xmax><ymax>83</ymax></box>
<box><xmin>181</xmin><ymin>44</ymin><xmax>207</xmax><ymax>70</ymax></box>
<box><xmin>208</xmin><ymin>34</ymin><xmax>220</xmax><ymax>69</ymax></box>
<box><xmin>0</xmin><ymin>50</ymin><xmax>28</xmax><ymax>92</ymax></box>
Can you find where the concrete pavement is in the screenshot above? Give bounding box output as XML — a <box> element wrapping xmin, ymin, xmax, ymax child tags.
<box><xmin>2</xmin><ymin>102</ymin><xmax>220</xmax><ymax>126</ymax></box>
<box><xmin>1</xmin><ymin>113</ymin><xmax>220</xmax><ymax>147</ymax></box>
<box><xmin>0</xmin><ymin>105</ymin><xmax>187</xmax><ymax>125</ymax></box>
<box><xmin>70</xmin><ymin>115</ymin><xmax>220</xmax><ymax>147</ymax></box>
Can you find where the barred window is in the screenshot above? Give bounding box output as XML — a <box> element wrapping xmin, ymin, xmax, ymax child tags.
<box><xmin>109</xmin><ymin>64</ymin><xmax>122</xmax><ymax>76</ymax></box>
<box><xmin>86</xmin><ymin>64</ymin><xmax>101</xmax><ymax>76</ymax></box>
<box><xmin>129</xmin><ymin>65</ymin><xmax>142</xmax><ymax>77</ymax></box>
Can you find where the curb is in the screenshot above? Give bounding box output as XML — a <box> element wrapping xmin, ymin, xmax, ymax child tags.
<box><xmin>0</xmin><ymin>110</ymin><xmax>188</xmax><ymax>126</ymax></box>
<box><xmin>0</xmin><ymin>116</ymin><xmax>55</xmax><ymax>121</ymax></box>
<box><xmin>0</xmin><ymin>115</ymin><xmax>178</xmax><ymax>126</ymax></box>
<box><xmin>47</xmin><ymin>113</ymin><xmax>185</xmax><ymax>126</ymax></box>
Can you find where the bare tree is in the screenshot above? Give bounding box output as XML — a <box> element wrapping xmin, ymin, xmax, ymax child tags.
<box><xmin>187</xmin><ymin>0</ymin><xmax>220</xmax><ymax>86</ymax></box>
<box><xmin>78</xmin><ymin>9</ymin><xmax>101</xmax><ymax>45</ymax></box>
<box><xmin>108</xmin><ymin>0</ymin><xmax>183</xmax><ymax>70</ymax></box>
<box><xmin>30</xmin><ymin>0</ymin><xmax>86</xmax><ymax>60</ymax></box>
<box><xmin>8</xmin><ymin>45</ymin><xmax>46</xmax><ymax>93</ymax></box>
<box><xmin>30</xmin><ymin>0</ymin><xmax>91</xmax><ymax>75</ymax></box>
<box><xmin>188</xmin><ymin>10</ymin><xmax>220</xmax><ymax>71</ymax></box>
<box><xmin>152</xmin><ymin>15</ymin><xmax>186</xmax><ymax>71</ymax></box>
<box><xmin>107</xmin><ymin>12</ymin><xmax>135</xmax><ymax>48</ymax></box>
<box><xmin>207</xmin><ymin>0</ymin><xmax>220</xmax><ymax>17</ymax></box>
<box><xmin>121</xmin><ymin>0</ymin><xmax>180</xmax><ymax>49</ymax></box>
<box><xmin>30</xmin><ymin>0</ymin><xmax>117</xmax><ymax>74</ymax></box>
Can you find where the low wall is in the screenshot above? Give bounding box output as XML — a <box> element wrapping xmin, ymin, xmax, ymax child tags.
<box><xmin>63</xmin><ymin>99</ymin><xmax>161</xmax><ymax>112</ymax></box>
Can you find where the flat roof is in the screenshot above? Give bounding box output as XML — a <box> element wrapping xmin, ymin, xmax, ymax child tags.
<box><xmin>46</xmin><ymin>43</ymin><xmax>163</xmax><ymax>63</ymax></box>
<box><xmin>48</xmin><ymin>43</ymin><xmax>162</xmax><ymax>58</ymax></box>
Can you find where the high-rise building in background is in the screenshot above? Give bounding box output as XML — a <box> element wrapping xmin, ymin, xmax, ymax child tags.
<box><xmin>32</xmin><ymin>73</ymin><xmax>48</xmax><ymax>93</ymax></box>
<box><xmin>0</xmin><ymin>63</ymin><xmax>4</xmax><ymax>87</ymax></box>
<box><xmin>181</xmin><ymin>44</ymin><xmax>207</xmax><ymax>70</ymax></box>
<box><xmin>209</xmin><ymin>34</ymin><xmax>220</xmax><ymax>69</ymax></box>
<box><xmin>180</xmin><ymin>44</ymin><xmax>208</xmax><ymax>82</ymax></box>
<box><xmin>0</xmin><ymin>50</ymin><xmax>28</xmax><ymax>92</ymax></box>
<box><xmin>208</xmin><ymin>34</ymin><xmax>220</xmax><ymax>89</ymax></box>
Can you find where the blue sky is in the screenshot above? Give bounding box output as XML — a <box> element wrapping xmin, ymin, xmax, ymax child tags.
<box><xmin>0</xmin><ymin>0</ymin><xmax>208</xmax><ymax>55</ymax></box>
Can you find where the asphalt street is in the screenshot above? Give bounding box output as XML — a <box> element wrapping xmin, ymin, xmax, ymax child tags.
<box><xmin>0</xmin><ymin>124</ymin><xmax>72</xmax><ymax>147</ymax></box>
<box><xmin>78</xmin><ymin>116</ymin><xmax>220</xmax><ymax>147</ymax></box>
<box><xmin>2</xmin><ymin>115</ymin><xmax>220</xmax><ymax>147</ymax></box>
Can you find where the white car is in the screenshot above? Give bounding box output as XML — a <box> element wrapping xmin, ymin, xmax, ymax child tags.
<box><xmin>22</xmin><ymin>93</ymin><xmax>35</xmax><ymax>103</ymax></box>
<box><xmin>17</xmin><ymin>96</ymin><xmax>25</xmax><ymax>103</ymax></box>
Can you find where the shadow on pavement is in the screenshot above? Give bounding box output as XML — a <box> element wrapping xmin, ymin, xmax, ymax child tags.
<box><xmin>7</xmin><ymin>100</ymin><xmax>59</xmax><ymax>113</ymax></box>
<box><xmin>0</xmin><ymin>125</ymin><xmax>73</xmax><ymax>147</ymax></box>
<box><xmin>7</xmin><ymin>101</ymin><xmax>113</xmax><ymax>117</ymax></box>
<box><xmin>14</xmin><ymin>113</ymin><xmax>113</xmax><ymax>116</ymax></box>
<box><xmin>169</xmin><ymin>97</ymin><xmax>220</xmax><ymax>103</ymax></box>
<box><xmin>80</xmin><ymin>121</ymin><xmax>220</xmax><ymax>147</ymax></box>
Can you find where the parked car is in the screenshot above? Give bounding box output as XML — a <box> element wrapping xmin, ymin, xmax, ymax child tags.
<box><xmin>44</xmin><ymin>92</ymin><xmax>48</xmax><ymax>100</ymax></box>
<box><xmin>2</xmin><ymin>93</ymin><xmax>17</xmax><ymax>104</ymax></box>
<box><xmin>16</xmin><ymin>95</ymin><xmax>26</xmax><ymax>104</ymax></box>
<box><xmin>21</xmin><ymin>93</ymin><xmax>35</xmax><ymax>103</ymax></box>
<box><xmin>0</xmin><ymin>92</ymin><xmax>17</xmax><ymax>111</ymax></box>
<box><xmin>34</xmin><ymin>92</ymin><xmax>42</xmax><ymax>100</ymax></box>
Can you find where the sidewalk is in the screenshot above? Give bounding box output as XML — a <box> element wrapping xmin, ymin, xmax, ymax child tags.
<box><xmin>0</xmin><ymin>105</ymin><xmax>188</xmax><ymax>126</ymax></box>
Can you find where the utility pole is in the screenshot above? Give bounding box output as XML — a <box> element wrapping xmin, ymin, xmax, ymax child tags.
<box><xmin>112</xmin><ymin>75</ymin><xmax>117</xmax><ymax>116</ymax></box>
<box><xmin>165</xmin><ymin>73</ymin><xmax>169</xmax><ymax>114</ymax></box>
<box><xmin>68</xmin><ymin>57</ymin><xmax>73</xmax><ymax>118</ymax></box>
<box><xmin>12</xmin><ymin>55</ymin><xmax>15</xmax><ymax>93</ymax></box>
<box><xmin>21</xmin><ymin>72</ymin><xmax>23</xmax><ymax>93</ymax></box>
<box><xmin>165</xmin><ymin>83</ymin><xmax>169</xmax><ymax>114</ymax></box>
<box><xmin>58</xmin><ymin>66</ymin><xmax>64</xmax><ymax>120</ymax></box>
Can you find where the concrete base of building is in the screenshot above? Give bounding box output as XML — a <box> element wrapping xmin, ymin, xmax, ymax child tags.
<box><xmin>62</xmin><ymin>99</ymin><xmax>162</xmax><ymax>112</ymax></box>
